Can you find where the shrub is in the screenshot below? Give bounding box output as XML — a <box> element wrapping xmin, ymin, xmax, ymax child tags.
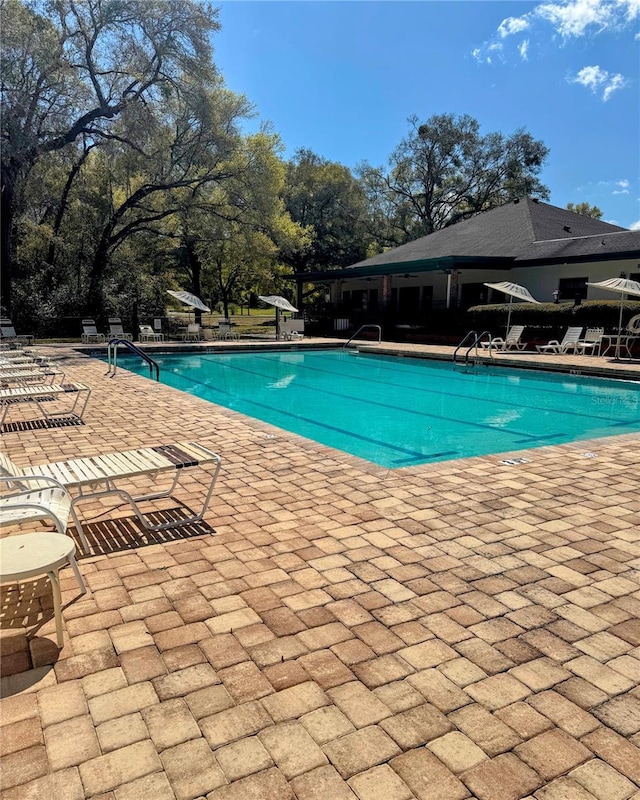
<box><xmin>467</xmin><ymin>299</ymin><xmax>640</xmax><ymax>333</ymax></box>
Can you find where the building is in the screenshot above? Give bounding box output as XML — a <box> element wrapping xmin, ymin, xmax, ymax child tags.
<box><xmin>294</xmin><ymin>199</ymin><xmax>640</xmax><ymax>321</ymax></box>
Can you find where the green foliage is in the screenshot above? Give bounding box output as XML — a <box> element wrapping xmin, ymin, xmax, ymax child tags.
<box><xmin>467</xmin><ymin>300</ymin><xmax>640</xmax><ymax>332</ymax></box>
<box><xmin>566</xmin><ymin>202</ymin><xmax>603</xmax><ymax>219</ymax></box>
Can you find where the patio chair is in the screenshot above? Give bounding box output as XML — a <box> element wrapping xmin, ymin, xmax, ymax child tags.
<box><xmin>0</xmin><ymin>364</ymin><xmax>65</xmax><ymax>385</ymax></box>
<box><xmin>81</xmin><ymin>319</ymin><xmax>105</xmax><ymax>344</ymax></box>
<box><xmin>215</xmin><ymin>320</ymin><xmax>239</xmax><ymax>340</ymax></box>
<box><xmin>139</xmin><ymin>324</ymin><xmax>164</xmax><ymax>342</ymax></box>
<box><xmin>0</xmin><ymin>319</ymin><xmax>34</xmax><ymax>346</ymax></box>
<box><xmin>0</xmin><ymin>441</ymin><xmax>222</xmax><ymax>541</ymax></box>
<box><xmin>0</xmin><ymin>475</ymin><xmax>90</xmax><ymax>553</ymax></box>
<box><xmin>480</xmin><ymin>325</ymin><xmax>526</xmax><ymax>352</ymax></box>
<box><xmin>282</xmin><ymin>319</ymin><xmax>305</xmax><ymax>341</ymax></box>
<box><xmin>575</xmin><ymin>328</ymin><xmax>604</xmax><ymax>355</ymax></box>
<box><xmin>182</xmin><ymin>323</ymin><xmax>202</xmax><ymax>341</ymax></box>
<box><xmin>0</xmin><ymin>382</ymin><xmax>91</xmax><ymax>428</ymax></box>
<box><xmin>108</xmin><ymin>317</ymin><xmax>133</xmax><ymax>341</ymax></box>
<box><xmin>536</xmin><ymin>326</ymin><xmax>583</xmax><ymax>354</ymax></box>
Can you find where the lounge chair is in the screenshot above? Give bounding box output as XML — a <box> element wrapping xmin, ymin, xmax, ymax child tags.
<box><xmin>0</xmin><ymin>382</ymin><xmax>91</xmax><ymax>428</ymax></box>
<box><xmin>215</xmin><ymin>321</ymin><xmax>239</xmax><ymax>340</ymax></box>
<box><xmin>0</xmin><ymin>364</ymin><xmax>65</xmax><ymax>385</ymax></box>
<box><xmin>139</xmin><ymin>324</ymin><xmax>164</xmax><ymax>342</ymax></box>
<box><xmin>81</xmin><ymin>319</ymin><xmax>105</xmax><ymax>344</ymax></box>
<box><xmin>282</xmin><ymin>319</ymin><xmax>305</xmax><ymax>340</ymax></box>
<box><xmin>0</xmin><ymin>441</ymin><xmax>221</xmax><ymax>540</ymax></box>
<box><xmin>536</xmin><ymin>326</ymin><xmax>583</xmax><ymax>354</ymax></box>
<box><xmin>480</xmin><ymin>325</ymin><xmax>526</xmax><ymax>352</ymax></box>
<box><xmin>108</xmin><ymin>317</ymin><xmax>133</xmax><ymax>341</ymax></box>
<box><xmin>0</xmin><ymin>319</ymin><xmax>34</xmax><ymax>346</ymax></box>
<box><xmin>182</xmin><ymin>323</ymin><xmax>202</xmax><ymax>341</ymax></box>
<box><xmin>1</xmin><ymin>475</ymin><xmax>89</xmax><ymax>552</ymax></box>
<box><xmin>575</xmin><ymin>328</ymin><xmax>604</xmax><ymax>355</ymax></box>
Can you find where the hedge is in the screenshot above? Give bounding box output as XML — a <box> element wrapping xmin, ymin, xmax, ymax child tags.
<box><xmin>467</xmin><ymin>299</ymin><xmax>640</xmax><ymax>332</ymax></box>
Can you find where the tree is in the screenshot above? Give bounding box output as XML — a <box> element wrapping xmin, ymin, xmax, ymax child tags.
<box><xmin>358</xmin><ymin>113</ymin><xmax>550</xmax><ymax>246</ymax></box>
<box><xmin>283</xmin><ymin>149</ymin><xmax>372</xmax><ymax>272</ymax></box>
<box><xmin>566</xmin><ymin>202</ymin><xmax>603</xmax><ymax>219</ymax></box>
<box><xmin>1</xmin><ymin>0</ymin><xmax>220</xmax><ymax>314</ymax></box>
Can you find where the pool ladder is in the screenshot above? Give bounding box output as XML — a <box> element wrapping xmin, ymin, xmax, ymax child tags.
<box><xmin>343</xmin><ymin>324</ymin><xmax>382</xmax><ymax>349</ymax></box>
<box><xmin>453</xmin><ymin>330</ymin><xmax>491</xmax><ymax>366</ymax></box>
<box><xmin>107</xmin><ymin>338</ymin><xmax>160</xmax><ymax>381</ymax></box>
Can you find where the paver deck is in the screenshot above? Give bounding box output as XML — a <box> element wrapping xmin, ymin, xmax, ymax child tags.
<box><xmin>1</xmin><ymin>341</ymin><xmax>639</xmax><ymax>800</ymax></box>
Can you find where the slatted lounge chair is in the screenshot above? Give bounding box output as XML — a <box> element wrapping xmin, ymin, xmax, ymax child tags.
<box><xmin>182</xmin><ymin>323</ymin><xmax>202</xmax><ymax>341</ymax></box>
<box><xmin>536</xmin><ymin>326</ymin><xmax>583</xmax><ymax>354</ymax></box>
<box><xmin>0</xmin><ymin>319</ymin><xmax>34</xmax><ymax>346</ymax></box>
<box><xmin>81</xmin><ymin>319</ymin><xmax>105</xmax><ymax>344</ymax></box>
<box><xmin>139</xmin><ymin>325</ymin><xmax>164</xmax><ymax>342</ymax></box>
<box><xmin>0</xmin><ymin>442</ymin><xmax>222</xmax><ymax>541</ymax></box>
<box><xmin>575</xmin><ymin>328</ymin><xmax>604</xmax><ymax>355</ymax></box>
<box><xmin>0</xmin><ymin>475</ymin><xmax>90</xmax><ymax>552</ymax></box>
<box><xmin>108</xmin><ymin>318</ymin><xmax>133</xmax><ymax>341</ymax></box>
<box><xmin>0</xmin><ymin>382</ymin><xmax>91</xmax><ymax>428</ymax></box>
<box><xmin>480</xmin><ymin>325</ymin><xmax>526</xmax><ymax>352</ymax></box>
<box><xmin>0</xmin><ymin>364</ymin><xmax>65</xmax><ymax>385</ymax></box>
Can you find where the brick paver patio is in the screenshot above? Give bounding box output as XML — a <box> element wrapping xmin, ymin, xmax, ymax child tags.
<box><xmin>1</xmin><ymin>342</ymin><xmax>639</xmax><ymax>800</ymax></box>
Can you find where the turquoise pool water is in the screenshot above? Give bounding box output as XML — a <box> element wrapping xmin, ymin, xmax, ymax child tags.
<box><xmin>110</xmin><ymin>350</ymin><xmax>640</xmax><ymax>468</ymax></box>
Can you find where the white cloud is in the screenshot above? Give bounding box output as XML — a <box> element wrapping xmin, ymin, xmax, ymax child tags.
<box><xmin>630</xmin><ymin>219</ymin><xmax>640</xmax><ymax>229</ymax></box>
<box><xmin>536</xmin><ymin>0</ymin><xmax>615</xmax><ymax>37</ymax></box>
<box><xmin>569</xmin><ymin>64</ymin><xmax>626</xmax><ymax>99</ymax></box>
<box><xmin>498</xmin><ymin>16</ymin><xmax>531</xmax><ymax>37</ymax></box>
<box><xmin>519</xmin><ymin>39</ymin><xmax>530</xmax><ymax>59</ymax></box>
<box><xmin>613</xmin><ymin>179</ymin><xmax>631</xmax><ymax>194</ymax></box>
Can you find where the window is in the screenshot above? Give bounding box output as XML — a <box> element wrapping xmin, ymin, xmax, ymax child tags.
<box><xmin>558</xmin><ymin>277</ymin><xmax>588</xmax><ymax>301</ymax></box>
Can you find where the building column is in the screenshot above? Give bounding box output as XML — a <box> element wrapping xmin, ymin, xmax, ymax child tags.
<box><xmin>446</xmin><ymin>269</ymin><xmax>459</xmax><ymax>309</ymax></box>
<box><xmin>381</xmin><ymin>275</ymin><xmax>392</xmax><ymax>308</ymax></box>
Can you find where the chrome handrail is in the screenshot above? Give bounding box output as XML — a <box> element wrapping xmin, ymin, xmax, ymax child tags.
<box><xmin>107</xmin><ymin>338</ymin><xmax>160</xmax><ymax>381</ymax></box>
<box><xmin>454</xmin><ymin>330</ymin><xmax>492</xmax><ymax>365</ymax></box>
<box><xmin>343</xmin><ymin>324</ymin><xmax>382</xmax><ymax>349</ymax></box>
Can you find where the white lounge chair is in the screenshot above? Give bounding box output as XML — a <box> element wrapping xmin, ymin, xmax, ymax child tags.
<box><xmin>575</xmin><ymin>328</ymin><xmax>604</xmax><ymax>355</ymax></box>
<box><xmin>215</xmin><ymin>321</ymin><xmax>239</xmax><ymax>340</ymax></box>
<box><xmin>0</xmin><ymin>442</ymin><xmax>221</xmax><ymax>541</ymax></box>
<box><xmin>282</xmin><ymin>319</ymin><xmax>305</xmax><ymax>340</ymax></box>
<box><xmin>108</xmin><ymin>317</ymin><xmax>133</xmax><ymax>341</ymax></box>
<box><xmin>536</xmin><ymin>326</ymin><xmax>583</xmax><ymax>354</ymax></box>
<box><xmin>0</xmin><ymin>319</ymin><xmax>34</xmax><ymax>346</ymax></box>
<box><xmin>0</xmin><ymin>382</ymin><xmax>91</xmax><ymax>428</ymax></box>
<box><xmin>0</xmin><ymin>475</ymin><xmax>90</xmax><ymax>552</ymax></box>
<box><xmin>0</xmin><ymin>364</ymin><xmax>65</xmax><ymax>385</ymax></box>
<box><xmin>81</xmin><ymin>319</ymin><xmax>105</xmax><ymax>344</ymax></box>
<box><xmin>139</xmin><ymin>325</ymin><xmax>164</xmax><ymax>342</ymax></box>
<box><xmin>182</xmin><ymin>323</ymin><xmax>202</xmax><ymax>341</ymax></box>
<box><xmin>480</xmin><ymin>325</ymin><xmax>526</xmax><ymax>352</ymax></box>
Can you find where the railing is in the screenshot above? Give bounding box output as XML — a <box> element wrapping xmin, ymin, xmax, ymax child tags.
<box><xmin>107</xmin><ymin>338</ymin><xmax>160</xmax><ymax>381</ymax></box>
<box><xmin>343</xmin><ymin>324</ymin><xmax>382</xmax><ymax>349</ymax></box>
<box><xmin>453</xmin><ymin>330</ymin><xmax>492</xmax><ymax>365</ymax></box>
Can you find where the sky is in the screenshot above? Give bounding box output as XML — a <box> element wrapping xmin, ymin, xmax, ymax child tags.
<box><xmin>212</xmin><ymin>0</ymin><xmax>640</xmax><ymax>229</ymax></box>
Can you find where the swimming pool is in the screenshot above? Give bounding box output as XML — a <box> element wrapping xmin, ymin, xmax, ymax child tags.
<box><xmin>110</xmin><ymin>350</ymin><xmax>640</xmax><ymax>468</ymax></box>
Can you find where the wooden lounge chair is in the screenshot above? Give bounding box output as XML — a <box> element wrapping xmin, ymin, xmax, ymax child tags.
<box><xmin>536</xmin><ymin>327</ymin><xmax>583</xmax><ymax>354</ymax></box>
<box><xmin>480</xmin><ymin>325</ymin><xmax>526</xmax><ymax>352</ymax></box>
<box><xmin>0</xmin><ymin>382</ymin><xmax>91</xmax><ymax>428</ymax></box>
<box><xmin>0</xmin><ymin>442</ymin><xmax>222</xmax><ymax>541</ymax></box>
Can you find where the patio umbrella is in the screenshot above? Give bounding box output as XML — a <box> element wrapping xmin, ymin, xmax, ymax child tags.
<box><xmin>258</xmin><ymin>295</ymin><xmax>298</xmax><ymax>340</ymax></box>
<box><xmin>586</xmin><ymin>277</ymin><xmax>640</xmax><ymax>360</ymax></box>
<box><xmin>166</xmin><ymin>290</ymin><xmax>211</xmax><ymax>313</ymax></box>
<box><xmin>484</xmin><ymin>281</ymin><xmax>540</xmax><ymax>337</ymax></box>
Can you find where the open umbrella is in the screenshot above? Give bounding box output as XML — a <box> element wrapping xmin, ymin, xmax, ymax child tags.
<box><xmin>484</xmin><ymin>281</ymin><xmax>540</xmax><ymax>337</ymax></box>
<box><xmin>258</xmin><ymin>296</ymin><xmax>298</xmax><ymax>340</ymax></box>
<box><xmin>167</xmin><ymin>290</ymin><xmax>211</xmax><ymax>313</ymax></box>
<box><xmin>586</xmin><ymin>277</ymin><xmax>640</xmax><ymax>360</ymax></box>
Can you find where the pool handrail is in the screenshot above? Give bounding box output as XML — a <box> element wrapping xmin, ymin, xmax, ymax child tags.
<box><xmin>454</xmin><ymin>331</ymin><xmax>492</xmax><ymax>365</ymax></box>
<box><xmin>107</xmin><ymin>338</ymin><xmax>160</xmax><ymax>381</ymax></box>
<box><xmin>343</xmin><ymin>325</ymin><xmax>382</xmax><ymax>349</ymax></box>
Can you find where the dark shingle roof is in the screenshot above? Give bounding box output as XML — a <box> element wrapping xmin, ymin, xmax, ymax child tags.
<box><xmin>346</xmin><ymin>199</ymin><xmax>634</xmax><ymax>272</ymax></box>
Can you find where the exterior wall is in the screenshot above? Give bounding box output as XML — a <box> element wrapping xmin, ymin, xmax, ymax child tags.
<box><xmin>337</xmin><ymin>256</ymin><xmax>640</xmax><ymax>310</ymax></box>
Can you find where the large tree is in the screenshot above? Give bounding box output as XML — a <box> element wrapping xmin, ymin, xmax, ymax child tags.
<box><xmin>359</xmin><ymin>113</ymin><xmax>550</xmax><ymax>247</ymax></box>
<box><xmin>566</xmin><ymin>202</ymin><xmax>603</xmax><ymax>219</ymax></box>
<box><xmin>1</xmin><ymin>0</ymin><xmax>219</xmax><ymax>314</ymax></box>
<box><xmin>283</xmin><ymin>149</ymin><xmax>372</xmax><ymax>272</ymax></box>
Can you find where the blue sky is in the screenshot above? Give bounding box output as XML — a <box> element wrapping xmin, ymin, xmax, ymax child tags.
<box><xmin>214</xmin><ymin>1</ymin><xmax>639</xmax><ymax>229</ymax></box>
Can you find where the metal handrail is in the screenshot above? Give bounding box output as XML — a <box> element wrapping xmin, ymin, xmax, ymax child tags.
<box><xmin>107</xmin><ymin>338</ymin><xmax>160</xmax><ymax>381</ymax></box>
<box><xmin>453</xmin><ymin>330</ymin><xmax>492</xmax><ymax>365</ymax></box>
<box><xmin>343</xmin><ymin>324</ymin><xmax>382</xmax><ymax>349</ymax></box>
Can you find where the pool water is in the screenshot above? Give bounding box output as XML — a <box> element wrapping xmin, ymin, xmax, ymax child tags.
<box><xmin>110</xmin><ymin>350</ymin><xmax>640</xmax><ymax>468</ymax></box>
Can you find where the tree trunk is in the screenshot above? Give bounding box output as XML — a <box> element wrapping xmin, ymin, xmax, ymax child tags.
<box><xmin>0</xmin><ymin>179</ymin><xmax>15</xmax><ymax>315</ymax></box>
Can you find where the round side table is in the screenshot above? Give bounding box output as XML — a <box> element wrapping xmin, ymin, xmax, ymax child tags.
<box><xmin>0</xmin><ymin>533</ymin><xmax>86</xmax><ymax>647</ymax></box>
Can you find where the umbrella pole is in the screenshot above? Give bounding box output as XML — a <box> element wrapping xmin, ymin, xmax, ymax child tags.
<box><xmin>276</xmin><ymin>307</ymin><xmax>281</xmax><ymax>341</ymax></box>
<box><xmin>506</xmin><ymin>296</ymin><xmax>513</xmax><ymax>339</ymax></box>
<box><xmin>615</xmin><ymin>293</ymin><xmax>625</xmax><ymax>360</ymax></box>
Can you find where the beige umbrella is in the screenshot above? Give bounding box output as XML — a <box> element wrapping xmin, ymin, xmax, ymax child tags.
<box><xmin>484</xmin><ymin>281</ymin><xmax>540</xmax><ymax>337</ymax></box>
<box><xmin>586</xmin><ymin>277</ymin><xmax>640</xmax><ymax>359</ymax></box>
<box><xmin>258</xmin><ymin>296</ymin><xmax>299</xmax><ymax>340</ymax></box>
